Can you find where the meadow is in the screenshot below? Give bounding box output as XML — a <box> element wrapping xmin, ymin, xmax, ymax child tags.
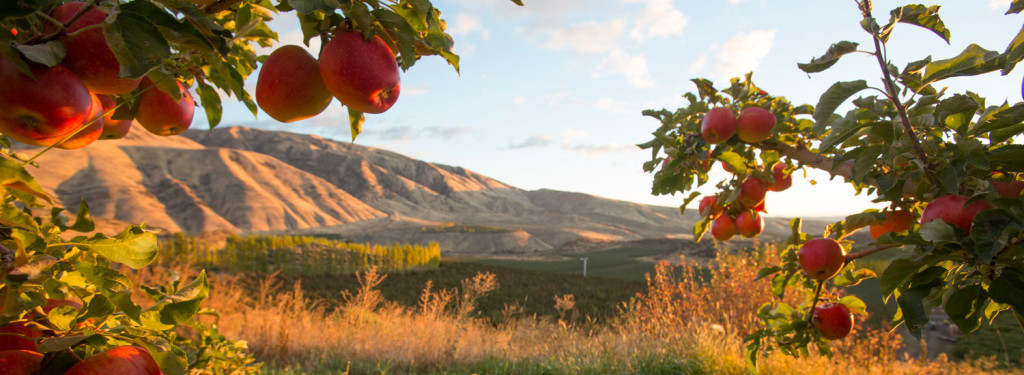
<box><xmin>132</xmin><ymin>237</ymin><xmax>1024</xmax><ymax>374</ymax></box>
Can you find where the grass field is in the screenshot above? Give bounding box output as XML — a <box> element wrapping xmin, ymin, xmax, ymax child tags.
<box><xmin>463</xmin><ymin>246</ymin><xmax>673</xmax><ymax>281</ymax></box>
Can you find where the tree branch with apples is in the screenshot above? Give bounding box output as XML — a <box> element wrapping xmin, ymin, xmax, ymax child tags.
<box><xmin>0</xmin><ymin>0</ymin><xmax>522</xmax><ymax>373</ymax></box>
<box><xmin>641</xmin><ymin>0</ymin><xmax>1024</xmax><ymax>367</ymax></box>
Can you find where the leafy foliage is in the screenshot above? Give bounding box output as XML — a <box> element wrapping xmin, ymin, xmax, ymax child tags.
<box><xmin>0</xmin><ymin>0</ymin><xmax>518</xmax><ymax>373</ymax></box>
<box><xmin>641</xmin><ymin>0</ymin><xmax>1024</xmax><ymax>368</ymax></box>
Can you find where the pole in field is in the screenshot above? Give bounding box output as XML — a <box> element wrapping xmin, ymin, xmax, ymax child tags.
<box><xmin>580</xmin><ymin>257</ymin><xmax>588</xmax><ymax>278</ymax></box>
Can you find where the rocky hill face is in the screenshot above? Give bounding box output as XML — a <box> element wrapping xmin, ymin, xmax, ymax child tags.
<box><xmin>26</xmin><ymin>126</ymin><xmax>815</xmax><ymax>254</ymax></box>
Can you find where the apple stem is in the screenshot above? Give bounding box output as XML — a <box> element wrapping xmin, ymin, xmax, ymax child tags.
<box><xmin>806</xmin><ymin>280</ymin><xmax>825</xmax><ymax>324</ymax></box>
<box><xmin>844</xmin><ymin>243</ymin><xmax>901</xmax><ymax>262</ymax></box>
<box><xmin>24</xmin><ymin>0</ymin><xmax>98</xmax><ymax>45</ymax></box>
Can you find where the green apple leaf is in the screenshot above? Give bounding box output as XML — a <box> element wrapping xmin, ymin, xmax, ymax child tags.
<box><xmin>812</xmin><ymin>80</ymin><xmax>867</xmax><ymax>135</ymax></box>
<box><xmin>838</xmin><ymin>295</ymin><xmax>868</xmax><ymax>315</ymax></box>
<box><xmin>37</xmin><ymin>335</ymin><xmax>92</xmax><ymax>354</ymax></box>
<box><xmin>75</xmin><ymin>225</ymin><xmax>158</xmax><ymax>269</ymax></box>
<box><xmin>510</xmin><ymin>0</ymin><xmax>524</xmax><ymax>5</ymax></box>
<box><xmin>289</xmin><ymin>0</ymin><xmax>343</xmax><ymax>14</ymax></box>
<box><xmin>47</xmin><ymin>305</ymin><xmax>78</xmax><ymax>331</ymax></box>
<box><xmin>1002</xmin><ymin>24</ymin><xmax>1024</xmax><ymax>74</ymax></box>
<box><xmin>717</xmin><ymin>151</ymin><xmax>748</xmax><ymax>175</ymax></box>
<box><xmin>5</xmin><ymin>255</ymin><xmax>57</xmax><ymax>283</ymax></box>
<box><xmin>143</xmin><ymin>271</ymin><xmax>209</xmax><ymax>327</ymax></box>
<box><xmin>373</xmin><ymin>9</ymin><xmax>418</xmax><ymax>71</ymax></box>
<box><xmin>64</xmin><ymin>200</ymin><xmax>95</xmax><ymax>233</ymax></box>
<box><xmin>77</xmin><ymin>294</ymin><xmax>115</xmax><ymax>326</ymax></box>
<box><xmin>969</xmin><ymin>102</ymin><xmax>1024</xmax><ymax>135</ymax></box>
<box><xmin>1007</xmin><ymin>0</ymin><xmax>1024</xmax><ymax>14</ymax></box>
<box><xmin>944</xmin><ymin>284</ymin><xmax>986</xmax><ymax>335</ymax></box>
<box><xmin>195</xmin><ymin>80</ymin><xmax>223</xmax><ymax>129</ymax></box>
<box><xmin>136</xmin><ymin>337</ymin><xmax>188</xmax><ymax>375</ymax></box>
<box><xmin>0</xmin><ymin>157</ymin><xmax>53</xmax><ymax>205</ymax></box>
<box><xmin>14</xmin><ymin>40</ymin><xmax>65</xmax><ymax>67</ymax></box>
<box><xmin>970</xmin><ymin>210</ymin><xmax>1021</xmax><ymax>263</ymax></box>
<box><xmin>989</xmin><ymin>267</ymin><xmax>1024</xmax><ymax>318</ymax></box>
<box><xmin>880</xmin><ymin>258</ymin><xmax>924</xmax><ymax>299</ymax></box>
<box><xmin>880</xmin><ymin>5</ymin><xmax>949</xmax><ymax>44</ymax></box>
<box><xmin>104</xmin><ymin>2</ymin><xmax>171</xmax><ymax>79</ymax></box>
<box><xmin>922</xmin><ymin>44</ymin><xmax>1003</xmax><ymax>85</ymax></box>
<box><xmin>348</xmin><ymin>108</ymin><xmax>365</xmax><ymax>141</ymax></box>
<box><xmin>76</xmin><ymin>263</ymin><xmax>141</xmax><ymax>322</ymax></box>
<box><xmin>797</xmin><ymin>41</ymin><xmax>859</xmax><ymax>74</ymax></box>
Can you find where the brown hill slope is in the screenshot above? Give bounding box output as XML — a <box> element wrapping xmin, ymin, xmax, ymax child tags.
<box><xmin>25</xmin><ymin>126</ymin><xmax>829</xmax><ymax>254</ymax></box>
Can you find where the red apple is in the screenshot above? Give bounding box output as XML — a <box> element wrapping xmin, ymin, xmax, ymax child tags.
<box><xmin>50</xmin><ymin>2</ymin><xmax>141</xmax><ymax>94</ymax></box>
<box><xmin>319</xmin><ymin>31</ymin><xmax>401</xmax><ymax>114</ymax></box>
<box><xmin>754</xmin><ymin>200</ymin><xmax>766</xmax><ymax>212</ymax></box>
<box><xmin>711</xmin><ymin>214</ymin><xmax>737</xmax><ymax>241</ymax></box>
<box><xmin>66</xmin><ymin>346</ymin><xmax>161</xmax><ymax>375</ymax></box>
<box><xmin>97</xmin><ymin>95</ymin><xmax>132</xmax><ymax>139</ymax></box>
<box><xmin>921</xmin><ymin>195</ymin><xmax>992</xmax><ymax>235</ymax></box>
<box><xmin>869</xmin><ymin>210</ymin><xmax>915</xmax><ymax>240</ymax></box>
<box><xmin>738</xmin><ymin>177</ymin><xmax>769</xmax><ymax>208</ymax></box>
<box><xmin>769</xmin><ymin>163</ymin><xmax>792</xmax><ymax>192</ymax></box>
<box><xmin>135</xmin><ymin>78</ymin><xmax>195</xmax><ymax>136</ymax></box>
<box><xmin>701</xmin><ymin>107</ymin><xmax>736</xmax><ymax>144</ymax></box>
<box><xmin>0</xmin><ymin>322</ymin><xmax>41</xmax><ymax>351</ymax></box>
<box><xmin>0</xmin><ymin>350</ymin><xmax>43</xmax><ymax>374</ymax></box>
<box><xmin>57</xmin><ymin>93</ymin><xmax>105</xmax><ymax>150</ymax></box>
<box><xmin>735</xmin><ymin>210</ymin><xmax>764</xmax><ymax>238</ymax></box>
<box><xmin>257</xmin><ymin>45</ymin><xmax>333</xmax><ymax>123</ymax></box>
<box><xmin>698</xmin><ymin>195</ymin><xmax>722</xmax><ymax>218</ymax></box>
<box><xmin>798</xmin><ymin>238</ymin><xmax>846</xmax><ymax>281</ymax></box>
<box><xmin>736</xmin><ymin>106</ymin><xmax>776</xmax><ymax>143</ymax></box>
<box><xmin>993</xmin><ymin>180</ymin><xmax>1024</xmax><ymax>199</ymax></box>
<box><xmin>812</xmin><ymin>302</ymin><xmax>854</xmax><ymax>340</ymax></box>
<box><xmin>0</xmin><ymin>57</ymin><xmax>93</xmax><ymax>147</ymax></box>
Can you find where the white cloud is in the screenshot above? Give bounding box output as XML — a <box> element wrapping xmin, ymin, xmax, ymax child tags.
<box><xmin>563</xmin><ymin>143</ymin><xmax>637</xmax><ymax>155</ymax></box>
<box><xmin>544</xmin><ymin>20</ymin><xmax>625</xmax><ymax>53</ymax></box>
<box><xmin>688</xmin><ymin>52</ymin><xmax>708</xmax><ymax>74</ymax></box>
<box><xmin>563</xmin><ymin>129</ymin><xmax>587</xmax><ymax>140</ymax></box>
<box><xmin>513</xmin><ymin>95</ymin><xmax>527</xmax><ymax>105</ymax></box>
<box><xmin>508</xmin><ymin>134</ymin><xmax>555</xmax><ymax>149</ymax></box>
<box><xmin>402</xmin><ymin>86</ymin><xmax>430</xmax><ymax>96</ymax></box>
<box><xmin>366</xmin><ymin>125</ymin><xmax>474</xmax><ymax>143</ymax></box>
<box><xmin>593</xmin><ymin>48</ymin><xmax>655</xmax><ymax>88</ymax></box>
<box><xmin>628</xmin><ymin>0</ymin><xmax>687</xmax><ymax>42</ymax></box>
<box><xmin>450</xmin><ymin>13</ymin><xmax>490</xmax><ymax>40</ymax></box>
<box><xmin>727</xmin><ymin>0</ymin><xmax>745</xmax><ymax>4</ymax></box>
<box><xmin>544</xmin><ymin>92</ymin><xmax>631</xmax><ymax>113</ymax></box>
<box><xmin>989</xmin><ymin>0</ymin><xmax>1011</xmax><ymax>10</ymax></box>
<box><xmin>714</xmin><ymin>29</ymin><xmax>777</xmax><ymax>79</ymax></box>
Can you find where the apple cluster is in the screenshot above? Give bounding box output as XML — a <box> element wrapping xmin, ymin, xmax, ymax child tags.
<box><xmin>698</xmin><ymin>162</ymin><xmax>792</xmax><ymax>242</ymax></box>
<box><xmin>256</xmin><ymin>30</ymin><xmax>401</xmax><ymax>123</ymax></box>
<box><xmin>0</xmin><ymin>299</ymin><xmax>161</xmax><ymax>374</ymax></box>
<box><xmin>0</xmin><ymin>2</ymin><xmax>195</xmax><ymax>150</ymax></box>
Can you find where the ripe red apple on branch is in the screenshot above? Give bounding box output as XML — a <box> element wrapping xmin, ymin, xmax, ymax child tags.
<box><xmin>65</xmin><ymin>346</ymin><xmax>162</xmax><ymax>375</ymax></box>
<box><xmin>320</xmin><ymin>31</ymin><xmax>402</xmax><ymax>114</ymax></box>
<box><xmin>869</xmin><ymin>210</ymin><xmax>915</xmax><ymax>240</ymax></box>
<box><xmin>135</xmin><ymin>78</ymin><xmax>195</xmax><ymax>136</ymax></box>
<box><xmin>50</xmin><ymin>2</ymin><xmax>141</xmax><ymax>94</ymax></box>
<box><xmin>798</xmin><ymin>238</ymin><xmax>846</xmax><ymax>281</ymax></box>
<box><xmin>920</xmin><ymin>195</ymin><xmax>992</xmax><ymax>235</ymax></box>
<box><xmin>256</xmin><ymin>45</ymin><xmax>333</xmax><ymax>123</ymax></box>
<box><xmin>735</xmin><ymin>210</ymin><xmax>764</xmax><ymax>238</ymax></box>
<box><xmin>0</xmin><ymin>58</ymin><xmax>93</xmax><ymax>147</ymax></box>
<box><xmin>701</xmin><ymin>107</ymin><xmax>736</xmax><ymax>144</ymax></box>
<box><xmin>735</xmin><ymin>106</ymin><xmax>776</xmax><ymax>143</ymax></box>
<box><xmin>711</xmin><ymin>214</ymin><xmax>738</xmax><ymax>241</ymax></box>
<box><xmin>812</xmin><ymin>302</ymin><xmax>854</xmax><ymax>340</ymax></box>
<box><xmin>0</xmin><ymin>350</ymin><xmax>43</xmax><ymax>375</ymax></box>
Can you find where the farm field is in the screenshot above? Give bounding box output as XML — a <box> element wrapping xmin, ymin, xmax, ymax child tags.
<box><xmin>137</xmin><ymin>238</ymin><xmax>1024</xmax><ymax>374</ymax></box>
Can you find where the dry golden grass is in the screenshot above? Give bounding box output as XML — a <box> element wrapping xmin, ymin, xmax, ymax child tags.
<box><xmin>131</xmin><ymin>250</ymin><xmax>1018</xmax><ymax>374</ymax></box>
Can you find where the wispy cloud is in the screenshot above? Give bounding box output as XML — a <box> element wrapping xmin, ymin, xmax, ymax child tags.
<box><xmin>543</xmin><ymin>20</ymin><xmax>625</xmax><ymax>53</ymax></box>
<box><xmin>714</xmin><ymin>29</ymin><xmax>777</xmax><ymax>79</ymax></box>
<box><xmin>508</xmin><ymin>134</ymin><xmax>555</xmax><ymax>149</ymax></box>
<box><xmin>514</xmin><ymin>95</ymin><xmax>527</xmax><ymax>105</ymax></box>
<box><xmin>628</xmin><ymin>0</ymin><xmax>687</xmax><ymax>42</ymax></box>
<box><xmin>564</xmin><ymin>143</ymin><xmax>638</xmax><ymax>155</ymax></box>
<box><xmin>450</xmin><ymin>13</ymin><xmax>490</xmax><ymax>40</ymax></box>
<box><xmin>545</xmin><ymin>92</ymin><xmax>631</xmax><ymax>113</ymax></box>
<box><xmin>593</xmin><ymin>48</ymin><xmax>654</xmax><ymax>88</ymax></box>
<box><xmin>989</xmin><ymin>0</ymin><xmax>1011</xmax><ymax>10</ymax></box>
<box><xmin>366</xmin><ymin>125</ymin><xmax>475</xmax><ymax>142</ymax></box>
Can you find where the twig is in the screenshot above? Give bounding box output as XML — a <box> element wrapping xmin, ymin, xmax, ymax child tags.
<box><xmin>844</xmin><ymin>243</ymin><xmax>901</xmax><ymax>262</ymax></box>
<box><xmin>806</xmin><ymin>280</ymin><xmax>825</xmax><ymax>323</ymax></box>
<box><xmin>23</xmin><ymin>0</ymin><xmax>97</xmax><ymax>45</ymax></box>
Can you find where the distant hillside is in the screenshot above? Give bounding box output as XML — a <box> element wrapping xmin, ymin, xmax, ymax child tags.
<box><xmin>27</xmin><ymin>126</ymin><xmax>838</xmax><ymax>254</ymax></box>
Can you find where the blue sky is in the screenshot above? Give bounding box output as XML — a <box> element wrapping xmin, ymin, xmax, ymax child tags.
<box><xmin>201</xmin><ymin>0</ymin><xmax>1024</xmax><ymax>218</ymax></box>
